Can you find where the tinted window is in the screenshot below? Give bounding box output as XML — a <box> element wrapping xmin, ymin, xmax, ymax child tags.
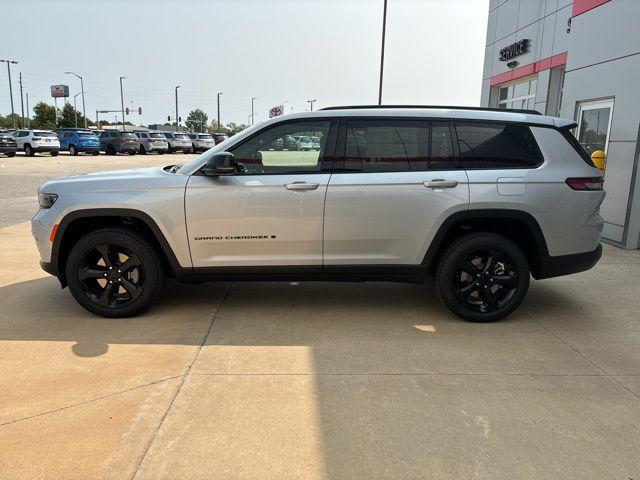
<box><xmin>430</xmin><ymin>121</ymin><xmax>456</xmax><ymax>170</ymax></box>
<box><xmin>164</xmin><ymin>133</ymin><xmax>173</xmax><ymax>138</ymax></box>
<box><xmin>230</xmin><ymin>120</ymin><xmax>331</xmax><ymax>175</ymax></box>
<box><xmin>77</xmin><ymin>132</ymin><xmax>95</xmax><ymax>138</ymax></box>
<box><xmin>149</xmin><ymin>133</ymin><xmax>165</xmax><ymax>138</ymax></box>
<box><xmin>342</xmin><ymin>119</ymin><xmax>429</xmax><ymax>172</ymax></box>
<box><xmin>62</xmin><ymin>132</ymin><xmax>72</xmax><ymax>138</ymax></box>
<box><xmin>455</xmin><ymin>122</ymin><xmax>542</xmax><ymax>169</ymax></box>
<box><xmin>200</xmin><ymin>134</ymin><xmax>213</xmax><ymax>140</ymax></box>
<box><xmin>35</xmin><ymin>131</ymin><xmax>56</xmax><ymax>137</ymax></box>
<box><xmin>119</xmin><ymin>132</ymin><xmax>137</xmax><ymax>138</ymax></box>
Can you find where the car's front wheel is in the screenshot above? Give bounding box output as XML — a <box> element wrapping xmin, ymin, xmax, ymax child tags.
<box><xmin>50</xmin><ymin>150</ymin><xmax>59</xmax><ymax>157</ymax></box>
<box><xmin>24</xmin><ymin>144</ymin><xmax>34</xmax><ymax>156</ymax></box>
<box><xmin>66</xmin><ymin>228</ymin><xmax>165</xmax><ymax>317</ymax></box>
<box><xmin>69</xmin><ymin>145</ymin><xmax>78</xmax><ymax>156</ymax></box>
<box><xmin>435</xmin><ymin>233</ymin><xmax>530</xmax><ymax>322</ymax></box>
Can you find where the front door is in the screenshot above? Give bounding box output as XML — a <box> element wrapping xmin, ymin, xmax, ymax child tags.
<box><xmin>185</xmin><ymin>118</ymin><xmax>335</xmax><ymax>269</ymax></box>
<box><xmin>323</xmin><ymin>118</ymin><xmax>469</xmax><ymax>266</ymax></box>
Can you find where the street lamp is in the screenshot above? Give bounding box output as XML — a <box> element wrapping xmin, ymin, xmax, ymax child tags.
<box><xmin>73</xmin><ymin>92</ymin><xmax>82</xmax><ymax>128</ymax></box>
<box><xmin>307</xmin><ymin>99</ymin><xmax>317</xmax><ymax>111</ymax></box>
<box><xmin>251</xmin><ymin>97</ymin><xmax>257</xmax><ymax>126</ymax></box>
<box><xmin>65</xmin><ymin>71</ymin><xmax>87</xmax><ymax>128</ymax></box>
<box><xmin>175</xmin><ymin>86</ymin><xmax>181</xmax><ymax>130</ymax></box>
<box><xmin>217</xmin><ymin>92</ymin><xmax>223</xmax><ymax>132</ymax></box>
<box><xmin>378</xmin><ymin>0</ymin><xmax>388</xmax><ymax>105</ymax></box>
<box><xmin>119</xmin><ymin>76</ymin><xmax>126</xmax><ymax>131</ymax></box>
<box><xmin>0</xmin><ymin>59</ymin><xmax>18</xmax><ymax>128</ymax></box>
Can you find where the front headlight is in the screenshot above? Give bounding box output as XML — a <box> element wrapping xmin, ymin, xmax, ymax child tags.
<box><xmin>38</xmin><ymin>192</ymin><xmax>58</xmax><ymax>208</ymax></box>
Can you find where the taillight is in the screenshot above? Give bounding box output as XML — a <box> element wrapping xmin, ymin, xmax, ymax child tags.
<box><xmin>566</xmin><ymin>177</ymin><xmax>604</xmax><ymax>191</ymax></box>
<box><xmin>32</xmin><ymin>137</ymin><xmax>42</xmax><ymax>141</ymax></box>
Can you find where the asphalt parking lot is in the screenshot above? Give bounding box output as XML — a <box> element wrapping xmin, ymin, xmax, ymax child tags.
<box><xmin>0</xmin><ymin>152</ymin><xmax>639</xmax><ymax>479</ymax></box>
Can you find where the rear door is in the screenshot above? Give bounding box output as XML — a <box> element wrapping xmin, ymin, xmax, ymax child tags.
<box><xmin>185</xmin><ymin>118</ymin><xmax>337</xmax><ymax>269</ymax></box>
<box><xmin>323</xmin><ymin>118</ymin><xmax>469</xmax><ymax>266</ymax></box>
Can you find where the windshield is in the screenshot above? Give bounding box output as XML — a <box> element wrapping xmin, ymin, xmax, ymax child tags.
<box><xmin>174</xmin><ymin>134</ymin><xmax>189</xmax><ymax>140</ymax></box>
<box><xmin>35</xmin><ymin>131</ymin><xmax>56</xmax><ymax>137</ymax></box>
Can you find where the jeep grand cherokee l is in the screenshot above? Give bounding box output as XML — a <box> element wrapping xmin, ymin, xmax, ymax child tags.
<box><xmin>32</xmin><ymin>106</ymin><xmax>604</xmax><ymax>321</ymax></box>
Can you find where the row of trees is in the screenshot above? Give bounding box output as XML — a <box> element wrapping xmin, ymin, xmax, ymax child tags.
<box><xmin>0</xmin><ymin>103</ymin><xmax>248</xmax><ymax>136</ymax></box>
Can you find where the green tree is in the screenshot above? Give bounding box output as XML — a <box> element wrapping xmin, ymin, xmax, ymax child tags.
<box><xmin>31</xmin><ymin>102</ymin><xmax>57</xmax><ymax>130</ymax></box>
<box><xmin>0</xmin><ymin>113</ymin><xmax>23</xmax><ymax>129</ymax></box>
<box><xmin>186</xmin><ymin>108</ymin><xmax>208</xmax><ymax>132</ymax></box>
<box><xmin>210</xmin><ymin>121</ymin><xmax>249</xmax><ymax>136</ymax></box>
<box><xmin>58</xmin><ymin>103</ymin><xmax>94</xmax><ymax>128</ymax></box>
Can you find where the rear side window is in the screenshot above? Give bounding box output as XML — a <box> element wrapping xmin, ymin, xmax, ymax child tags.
<box><xmin>560</xmin><ymin>129</ymin><xmax>596</xmax><ymax>167</ymax></box>
<box><xmin>343</xmin><ymin>119</ymin><xmax>429</xmax><ymax>172</ymax></box>
<box><xmin>455</xmin><ymin>121</ymin><xmax>543</xmax><ymax>169</ymax></box>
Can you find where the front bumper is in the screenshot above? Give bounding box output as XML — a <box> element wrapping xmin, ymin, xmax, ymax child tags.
<box><xmin>536</xmin><ymin>243</ymin><xmax>602</xmax><ymax>279</ymax></box>
<box><xmin>0</xmin><ymin>145</ymin><xmax>17</xmax><ymax>153</ymax></box>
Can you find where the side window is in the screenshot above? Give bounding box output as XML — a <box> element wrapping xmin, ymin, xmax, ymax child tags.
<box><xmin>63</xmin><ymin>132</ymin><xmax>72</xmax><ymax>138</ymax></box>
<box><xmin>342</xmin><ymin>119</ymin><xmax>429</xmax><ymax>172</ymax></box>
<box><xmin>455</xmin><ymin>121</ymin><xmax>543</xmax><ymax>169</ymax></box>
<box><xmin>230</xmin><ymin>120</ymin><xmax>331</xmax><ymax>175</ymax></box>
<box><xmin>430</xmin><ymin>121</ymin><xmax>456</xmax><ymax>170</ymax></box>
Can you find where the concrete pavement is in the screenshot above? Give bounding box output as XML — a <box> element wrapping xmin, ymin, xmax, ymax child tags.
<box><xmin>0</xmin><ymin>154</ymin><xmax>639</xmax><ymax>478</ymax></box>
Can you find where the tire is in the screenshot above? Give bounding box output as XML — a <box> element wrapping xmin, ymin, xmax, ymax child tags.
<box><xmin>6</xmin><ymin>152</ymin><xmax>15</xmax><ymax>157</ymax></box>
<box><xmin>128</xmin><ymin>150</ymin><xmax>136</xmax><ymax>155</ymax></box>
<box><xmin>157</xmin><ymin>150</ymin><xmax>164</xmax><ymax>155</ymax></box>
<box><xmin>92</xmin><ymin>151</ymin><xmax>99</xmax><ymax>156</ymax></box>
<box><xmin>191</xmin><ymin>144</ymin><xmax>196</xmax><ymax>154</ymax></box>
<box><xmin>50</xmin><ymin>150</ymin><xmax>59</xmax><ymax>156</ymax></box>
<box><xmin>106</xmin><ymin>144</ymin><xmax>116</xmax><ymax>155</ymax></box>
<box><xmin>65</xmin><ymin>227</ymin><xmax>165</xmax><ymax>318</ymax></box>
<box><xmin>69</xmin><ymin>145</ymin><xmax>78</xmax><ymax>156</ymax></box>
<box><xmin>184</xmin><ymin>149</ymin><xmax>190</xmax><ymax>154</ymax></box>
<box><xmin>435</xmin><ymin>232</ymin><xmax>530</xmax><ymax>322</ymax></box>
<box><xmin>24</xmin><ymin>144</ymin><xmax>35</xmax><ymax>157</ymax></box>
<box><xmin>139</xmin><ymin>145</ymin><xmax>147</xmax><ymax>154</ymax></box>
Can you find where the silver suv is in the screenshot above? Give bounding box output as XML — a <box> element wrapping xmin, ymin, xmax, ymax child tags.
<box><xmin>32</xmin><ymin>106</ymin><xmax>605</xmax><ymax>321</ymax></box>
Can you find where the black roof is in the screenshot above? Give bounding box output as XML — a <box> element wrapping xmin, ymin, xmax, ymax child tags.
<box><xmin>319</xmin><ymin>105</ymin><xmax>542</xmax><ymax>115</ymax></box>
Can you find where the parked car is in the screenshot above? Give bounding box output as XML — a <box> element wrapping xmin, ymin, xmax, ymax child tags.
<box><xmin>134</xmin><ymin>131</ymin><xmax>168</xmax><ymax>154</ymax></box>
<box><xmin>164</xmin><ymin>132</ymin><xmax>192</xmax><ymax>153</ymax></box>
<box><xmin>32</xmin><ymin>106</ymin><xmax>605</xmax><ymax>321</ymax></box>
<box><xmin>296</xmin><ymin>135</ymin><xmax>317</xmax><ymax>151</ymax></box>
<box><xmin>13</xmin><ymin>130</ymin><xmax>60</xmax><ymax>156</ymax></box>
<box><xmin>188</xmin><ymin>133</ymin><xmax>215</xmax><ymax>153</ymax></box>
<box><xmin>0</xmin><ymin>131</ymin><xmax>17</xmax><ymax>157</ymax></box>
<box><xmin>99</xmin><ymin>131</ymin><xmax>139</xmax><ymax>155</ymax></box>
<box><xmin>212</xmin><ymin>133</ymin><xmax>229</xmax><ymax>145</ymax></box>
<box><xmin>58</xmin><ymin>129</ymin><xmax>100</xmax><ymax>155</ymax></box>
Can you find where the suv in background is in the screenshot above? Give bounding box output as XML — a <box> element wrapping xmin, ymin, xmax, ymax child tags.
<box><xmin>164</xmin><ymin>132</ymin><xmax>192</xmax><ymax>153</ymax></box>
<box><xmin>188</xmin><ymin>133</ymin><xmax>215</xmax><ymax>153</ymax></box>
<box><xmin>32</xmin><ymin>106</ymin><xmax>604</xmax><ymax>321</ymax></box>
<box><xmin>134</xmin><ymin>131</ymin><xmax>168</xmax><ymax>154</ymax></box>
<box><xmin>13</xmin><ymin>130</ymin><xmax>60</xmax><ymax>156</ymax></box>
<box><xmin>0</xmin><ymin>131</ymin><xmax>17</xmax><ymax>157</ymax></box>
<box><xmin>99</xmin><ymin>131</ymin><xmax>139</xmax><ymax>155</ymax></box>
<box><xmin>58</xmin><ymin>129</ymin><xmax>100</xmax><ymax>156</ymax></box>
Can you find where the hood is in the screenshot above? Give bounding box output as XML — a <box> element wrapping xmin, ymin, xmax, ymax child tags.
<box><xmin>39</xmin><ymin>166</ymin><xmax>188</xmax><ymax>194</ymax></box>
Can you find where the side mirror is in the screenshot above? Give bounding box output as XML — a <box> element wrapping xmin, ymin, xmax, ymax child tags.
<box><xmin>201</xmin><ymin>152</ymin><xmax>236</xmax><ymax>176</ymax></box>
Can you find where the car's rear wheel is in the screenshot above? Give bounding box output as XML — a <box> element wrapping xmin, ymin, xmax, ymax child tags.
<box><xmin>435</xmin><ymin>233</ymin><xmax>529</xmax><ymax>322</ymax></box>
<box><xmin>66</xmin><ymin>228</ymin><xmax>165</xmax><ymax>318</ymax></box>
<box><xmin>24</xmin><ymin>144</ymin><xmax>34</xmax><ymax>156</ymax></box>
<box><xmin>50</xmin><ymin>150</ymin><xmax>59</xmax><ymax>156</ymax></box>
<box><xmin>6</xmin><ymin>152</ymin><xmax>15</xmax><ymax>157</ymax></box>
<box><xmin>106</xmin><ymin>144</ymin><xmax>116</xmax><ymax>155</ymax></box>
<box><xmin>69</xmin><ymin>145</ymin><xmax>78</xmax><ymax>156</ymax></box>
<box><xmin>128</xmin><ymin>150</ymin><xmax>136</xmax><ymax>155</ymax></box>
<box><xmin>92</xmin><ymin>151</ymin><xmax>99</xmax><ymax>156</ymax></box>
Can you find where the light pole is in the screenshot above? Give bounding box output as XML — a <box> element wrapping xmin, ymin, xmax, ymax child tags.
<box><xmin>251</xmin><ymin>97</ymin><xmax>257</xmax><ymax>126</ymax></box>
<box><xmin>119</xmin><ymin>76</ymin><xmax>126</xmax><ymax>131</ymax></box>
<box><xmin>0</xmin><ymin>59</ymin><xmax>18</xmax><ymax>128</ymax></box>
<box><xmin>175</xmin><ymin>86</ymin><xmax>181</xmax><ymax>130</ymax></box>
<box><xmin>26</xmin><ymin>93</ymin><xmax>32</xmax><ymax>128</ymax></box>
<box><xmin>65</xmin><ymin>71</ymin><xmax>87</xmax><ymax>128</ymax></box>
<box><xmin>307</xmin><ymin>99</ymin><xmax>316</xmax><ymax>111</ymax></box>
<box><xmin>217</xmin><ymin>92</ymin><xmax>223</xmax><ymax>132</ymax></box>
<box><xmin>73</xmin><ymin>92</ymin><xmax>82</xmax><ymax>128</ymax></box>
<box><xmin>378</xmin><ymin>0</ymin><xmax>388</xmax><ymax>105</ymax></box>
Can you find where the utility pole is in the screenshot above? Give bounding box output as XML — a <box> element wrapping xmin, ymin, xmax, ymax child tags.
<box><xmin>96</xmin><ymin>109</ymin><xmax>99</xmax><ymax>129</ymax></box>
<box><xmin>175</xmin><ymin>86</ymin><xmax>181</xmax><ymax>130</ymax></box>
<box><xmin>65</xmin><ymin>72</ymin><xmax>87</xmax><ymax>128</ymax></box>
<box><xmin>0</xmin><ymin>60</ymin><xmax>18</xmax><ymax>128</ymax></box>
<box><xmin>119</xmin><ymin>76</ymin><xmax>126</xmax><ymax>131</ymax></box>
<box><xmin>26</xmin><ymin>93</ymin><xmax>30</xmax><ymax>128</ymax></box>
<box><xmin>307</xmin><ymin>99</ymin><xmax>317</xmax><ymax>111</ymax></box>
<box><xmin>18</xmin><ymin>72</ymin><xmax>25</xmax><ymax>127</ymax></box>
<box><xmin>378</xmin><ymin>0</ymin><xmax>388</xmax><ymax>105</ymax></box>
<box><xmin>251</xmin><ymin>97</ymin><xmax>257</xmax><ymax>126</ymax></box>
<box><xmin>217</xmin><ymin>92</ymin><xmax>223</xmax><ymax>131</ymax></box>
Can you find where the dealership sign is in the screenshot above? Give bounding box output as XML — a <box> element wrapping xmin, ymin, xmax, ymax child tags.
<box><xmin>50</xmin><ymin>85</ymin><xmax>70</xmax><ymax>98</ymax></box>
<box><xmin>269</xmin><ymin>105</ymin><xmax>283</xmax><ymax>118</ymax></box>
<box><xmin>499</xmin><ymin>39</ymin><xmax>530</xmax><ymax>61</ymax></box>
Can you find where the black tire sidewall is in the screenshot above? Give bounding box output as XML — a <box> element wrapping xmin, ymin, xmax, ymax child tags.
<box><xmin>436</xmin><ymin>233</ymin><xmax>530</xmax><ymax>322</ymax></box>
<box><xmin>65</xmin><ymin>228</ymin><xmax>164</xmax><ymax>318</ymax></box>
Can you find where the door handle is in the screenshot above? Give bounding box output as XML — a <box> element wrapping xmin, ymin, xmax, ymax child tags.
<box><xmin>284</xmin><ymin>182</ymin><xmax>320</xmax><ymax>191</ymax></box>
<box><xmin>423</xmin><ymin>179</ymin><xmax>459</xmax><ymax>189</ymax></box>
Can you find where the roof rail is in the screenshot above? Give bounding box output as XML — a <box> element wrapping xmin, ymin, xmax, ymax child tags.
<box><xmin>319</xmin><ymin>105</ymin><xmax>542</xmax><ymax>115</ymax></box>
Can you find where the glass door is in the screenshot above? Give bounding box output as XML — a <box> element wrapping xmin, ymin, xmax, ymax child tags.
<box><xmin>576</xmin><ymin>99</ymin><xmax>614</xmax><ymax>156</ymax></box>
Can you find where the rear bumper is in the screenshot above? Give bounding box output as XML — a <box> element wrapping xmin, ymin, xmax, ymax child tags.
<box><xmin>77</xmin><ymin>145</ymin><xmax>100</xmax><ymax>152</ymax></box>
<box><xmin>40</xmin><ymin>260</ymin><xmax>58</xmax><ymax>277</ymax></box>
<box><xmin>536</xmin><ymin>243</ymin><xmax>602</xmax><ymax>279</ymax></box>
<box><xmin>33</xmin><ymin>145</ymin><xmax>60</xmax><ymax>152</ymax></box>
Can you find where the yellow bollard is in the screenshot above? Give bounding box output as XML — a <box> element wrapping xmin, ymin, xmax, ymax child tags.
<box><xmin>591</xmin><ymin>150</ymin><xmax>606</xmax><ymax>172</ymax></box>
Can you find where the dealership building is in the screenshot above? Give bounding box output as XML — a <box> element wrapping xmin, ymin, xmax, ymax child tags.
<box><xmin>481</xmin><ymin>0</ymin><xmax>639</xmax><ymax>249</ymax></box>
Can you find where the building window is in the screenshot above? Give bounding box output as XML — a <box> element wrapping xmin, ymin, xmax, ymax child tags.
<box><xmin>497</xmin><ymin>78</ymin><xmax>537</xmax><ymax>110</ymax></box>
<box><xmin>576</xmin><ymin>99</ymin><xmax>614</xmax><ymax>156</ymax></box>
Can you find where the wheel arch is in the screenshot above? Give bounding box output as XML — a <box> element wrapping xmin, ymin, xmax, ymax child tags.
<box><xmin>52</xmin><ymin>208</ymin><xmax>183</xmax><ymax>287</ymax></box>
<box><xmin>423</xmin><ymin>209</ymin><xmax>550</xmax><ymax>279</ymax></box>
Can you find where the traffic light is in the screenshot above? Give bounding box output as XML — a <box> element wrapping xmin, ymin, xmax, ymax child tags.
<box><xmin>167</xmin><ymin>116</ymin><xmax>171</xmax><ymax>122</ymax></box>
<box><xmin>125</xmin><ymin>107</ymin><xmax>130</xmax><ymax>115</ymax></box>
<box><xmin>179</xmin><ymin>116</ymin><xmax>182</xmax><ymax>122</ymax></box>
<box><xmin>138</xmin><ymin>107</ymin><xmax>142</xmax><ymax>115</ymax></box>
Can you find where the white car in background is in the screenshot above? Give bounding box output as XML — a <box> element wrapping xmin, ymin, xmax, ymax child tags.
<box><xmin>296</xmin><ymin>135</ymin><xmax>317</xmax><ymax>151</ymax></box>
<box><xmin>13</xmin><ymin>130</ymin><xmax>60</xmax><ymax>156</ymax></box>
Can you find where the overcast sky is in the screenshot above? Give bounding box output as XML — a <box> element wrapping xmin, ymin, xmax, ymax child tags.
<box><xmin>3</xmin><ymin>0</ymin><xmax>489</xmax><ymax>127</ymax></box>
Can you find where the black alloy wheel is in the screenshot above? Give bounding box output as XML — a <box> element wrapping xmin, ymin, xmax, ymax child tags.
<box><xmin>435</xmin><ymin>233</ymin><xmax>530</xmax><ymax>322</ymax></box>
<box><xmin>66</xmin><ymin>228</ymin><xmax>164</xmax><ymax>317</ymax></box>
